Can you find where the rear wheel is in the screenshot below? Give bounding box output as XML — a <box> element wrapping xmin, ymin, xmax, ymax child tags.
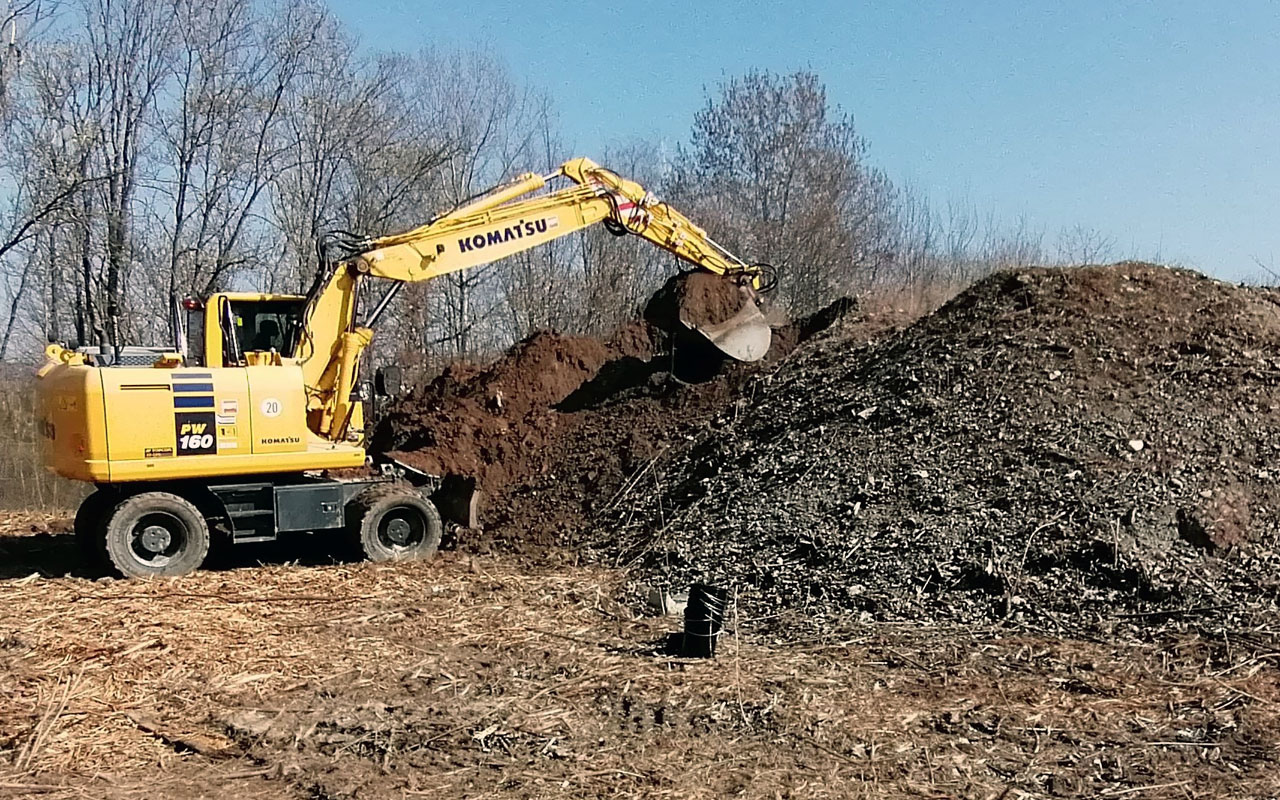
<box><xmin>103</xmin><ymin>492</ymin><xmax>210</xmax><ymax>578</ymax></box>
<box><xmin>349</xmin><ymin>485</ymin><xmax>443</xmax><ymax>562</ymax></box>
<box><xmin>74</xmin><ymin>490</ymin><xmax>117</xmax><ymax>563</ymax></box>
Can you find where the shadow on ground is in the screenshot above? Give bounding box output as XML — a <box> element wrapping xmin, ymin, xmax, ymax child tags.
<box><xmin>0</xmin><ymin>529</ymin><xmax>362</xmax><ymax>581</ymax></box>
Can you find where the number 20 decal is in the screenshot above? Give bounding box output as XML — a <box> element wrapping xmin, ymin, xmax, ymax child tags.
<box><xmin>260</xmin><ymin>398</ymin><xmax>281</xmax><ymax>417</ymax></box>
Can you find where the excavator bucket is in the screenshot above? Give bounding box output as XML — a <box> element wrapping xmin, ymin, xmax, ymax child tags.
<box><xmin>657</xmin><ymin>271</ymin><xmax>771</xmax><ymax>362</ymax></box>
<box><xmin>678</xmin><ymin>285</ymin><xmax>772</xmax><ymax>362</ymax></box>
<box><xmin>643</xmin><ymin>271</ymin><xmax>773</xmax><ymax>382</ymax></box>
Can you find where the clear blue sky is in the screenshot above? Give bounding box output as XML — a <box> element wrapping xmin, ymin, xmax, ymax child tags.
<box><xmin>330</xmin><ymin>0</ymin><xmax>1279</xmax><ymax>280</ymax></box>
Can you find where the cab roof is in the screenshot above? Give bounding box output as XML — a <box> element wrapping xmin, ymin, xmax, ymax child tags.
<box><xmin>208</xmin><ymin>292</ymin><xmax>306</xmax><ymax>302</ymax></box>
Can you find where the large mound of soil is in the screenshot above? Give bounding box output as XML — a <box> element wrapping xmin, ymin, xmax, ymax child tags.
<box><xmin>593</xmin><ymin>264</ymin><xmax>1280</xmax><ymax>635</ymax></box>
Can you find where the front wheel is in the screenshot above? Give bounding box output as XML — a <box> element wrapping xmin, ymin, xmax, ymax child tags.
<box><xmin>103</xmin><ymin>492</ymin><xmax>211</xmax><ymax>578</ymax></box>
<box><xmin>349</xmin><ymin>485</ymin><xmax>443</xmax><ymax>563</ymax></box>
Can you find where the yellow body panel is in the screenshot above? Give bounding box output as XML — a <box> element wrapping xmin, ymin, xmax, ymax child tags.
<box><xmin>38</xmin><ymin>361</ymin><xmax>110</xmax><ymax>482</ymax></box>
<box><xmin>37</xmin><ymin>361</ymin><xmax>364</xmax><ymax>484</ymax></box>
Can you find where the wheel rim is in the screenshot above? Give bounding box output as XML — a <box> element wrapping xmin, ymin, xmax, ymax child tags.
<box><xmin>377</xmin><ymin>507</ymin><xmax>426</xmax><ymax>553</ymax></box>
<box><xmin>128</xmin><ymin>511</ymin><xmax>188</xmax><ymax>568</ymax></box>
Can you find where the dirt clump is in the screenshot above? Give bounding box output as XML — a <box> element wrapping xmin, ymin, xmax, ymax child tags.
<box><xmin>475</xmin><ymin>367</ymin><xmax>751</xmax><ymax>553</ymax></box>
<box><xmin>592</xmin><ymin>263</ymin><xmax>1280</xmax><ymax>637</ymax></box>
<box><xmin>664</xmin><ymin>270</ymin><xmax>752</xmax><ymax>328</ymax></box>
<box><xmin>377</xmin><ymin>331</ymin><xmax>615</xmax><ymax>491</ymax></box>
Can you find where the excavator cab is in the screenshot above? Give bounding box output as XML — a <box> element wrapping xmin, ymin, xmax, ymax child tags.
<box><xmin>183</xmin><ymin>294</ymin><xmax>306</xmax><ymax>368</ymax></box>
<box><xmin>225</xmin><ymin>298</ymin><xmax>304</xmax><ymax>364</ymax></box>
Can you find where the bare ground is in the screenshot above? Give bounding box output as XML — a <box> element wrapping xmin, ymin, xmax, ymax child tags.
<box><xmin>1</xmin><ymin>515</ymin><xmax>1278</xmax><ymax>799</ymax></box>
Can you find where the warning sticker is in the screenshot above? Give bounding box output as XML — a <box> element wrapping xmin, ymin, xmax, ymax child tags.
<box><xmin>217</xmin><ymin>399</ymin><xmax>239</xmax><ymax>424</ymax></box>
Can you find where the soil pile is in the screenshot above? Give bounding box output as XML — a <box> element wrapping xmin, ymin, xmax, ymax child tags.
<box><xmin>376</xmin><ymin>326</ymin><xmax>652</xmax><ymax>492</ymax></box>
<box><xmin>595</xmin><ymin>264</ymin><xmax>1280</xmax><ymax>635</ymax></box>
<box><xmin>375</xmin><ymin>291</ymin><xmax>872</xmax><ymax>552</ymax></box>
<box><xmin>474</xmin><ymin>297</ymin><xmax>894</xmax><ymax>553</ymax></box>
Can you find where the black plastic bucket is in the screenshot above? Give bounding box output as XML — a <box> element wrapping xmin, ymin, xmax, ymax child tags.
<box><xmin>681</xmin><ymin>584</ymin><xmax>729</xmax><ymax>658</ymax></box>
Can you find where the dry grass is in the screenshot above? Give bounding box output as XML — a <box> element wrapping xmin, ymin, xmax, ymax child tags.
<box><xmin>857</xmin><ymin>280</ymin><xmax>968</xmax><ymax>328</ymax></box>
<box><xmin>0</xmin><ymin>516</ymin><xmax>1278</xmax><ymax>799</ymax></box>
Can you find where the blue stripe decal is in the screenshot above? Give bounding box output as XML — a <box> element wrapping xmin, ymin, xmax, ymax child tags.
<box><xmin>173</xmin><ymin>395</ymin><xmax>215</xmax><ymax>409</ymax></box>
<box><xmin>174</xmin><ymin>372</ymin><xmax>213</xmax><ymax>380</ymax></box>
<box><xmin>172</xmin><ymin>383</ymin><xmax>214</xmax><ymax>393</ymax></box>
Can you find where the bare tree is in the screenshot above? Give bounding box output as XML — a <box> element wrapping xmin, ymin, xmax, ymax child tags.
<box><xmin>0</xmin><ymin>0</ymin><xmax>54</xmax><ymax>111</ymax></box>
<box><xmin>0</xmin><ymin>35</ymin><xmax>106</xmax><ymax>357</ymax></box>
<box><xmin>428</xmin><ymin>52</ymin><xmax>551</xmax><ymax>358</ymax></box>
<box><xmin>672</xmin><ymin>70</ymin><xmax>898</xmax><ymax>314</ymax></box>
<box><xmin>149</xmin><ymin>0</ymin><xmax>331</xmax><ymax>309</ymax></box>
<box><xmin>80</xmin><ymin>0</ymin><xmax>178</xmax><ymax>347</ymax></box>
<box><xmin>381</xmin><ymin>51</ymin><xmax>553</xmax><ymax>367</ymax></box>
<box><xmin>523</xmin><ymin>139</ymin><xmax>674</xmax><ymax>337</ymax></box>
<box><xmin>0</xmin><ymin>10</ymin><xmax>1125</xmax><ymax>371</ymax></box>
<box><xmin>268</xmin><ymin>13</ymin><xmax>457</xmax><ymax>296</ymax></box>
<box><xmin>1055</xmin><ymin>224</ymin><xmax>1117</xmax><ymax>266</ymax></box>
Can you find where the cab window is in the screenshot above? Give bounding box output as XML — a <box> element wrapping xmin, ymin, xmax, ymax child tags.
<box><xmin>223</xmin><ymin>299</ymin><xmax>304</xmax><ymax>365</ymax></box>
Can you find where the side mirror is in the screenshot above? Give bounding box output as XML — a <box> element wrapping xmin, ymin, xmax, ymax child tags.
<box><xmin>375</xmin><ymin>365</ymin><xmax>403</xmax><ymax>398</ymax></box>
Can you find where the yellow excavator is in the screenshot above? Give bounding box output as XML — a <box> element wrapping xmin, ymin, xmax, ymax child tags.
<box><xmin>36</xmin><ymin>157</ymin><xmax>774</xmax><ymax>577</ymax></box>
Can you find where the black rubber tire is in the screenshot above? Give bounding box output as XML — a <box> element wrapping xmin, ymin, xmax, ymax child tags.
<box><xmin>349</xmin><ymin>484</ymin><xmax>443</xmax><ymax>563</ymax></box>
<box><xmin>73</xmin><ymin>490</ymin><xmax>117</xmax><ymax>563</ymax></box>
<box><xmin>103</xmin><ymin>492</ymin><xmax>211</xmax><ymax>578</ymax></box>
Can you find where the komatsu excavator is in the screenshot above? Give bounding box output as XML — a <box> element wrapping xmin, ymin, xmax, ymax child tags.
<box><xmin>36</xmin><ymin>157</ymin><xmax>774</xmax><ymax>578</ymax></box>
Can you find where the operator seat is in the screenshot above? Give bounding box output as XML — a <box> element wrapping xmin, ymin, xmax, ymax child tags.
<box><xmin>252</xmin><ymin>319</ymin><xmax>281</xmax><ymax>351</ymax></box>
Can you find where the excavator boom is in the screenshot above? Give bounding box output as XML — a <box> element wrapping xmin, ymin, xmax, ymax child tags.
<box><xmin>349</xmin><ymin>158</ymin><xmax>768</xmax><ymax>293</ymax></box>
<box><xmin>292</xmin><ymin>157</ymin><xmax>775</xmax><ymax>441</ymax></box>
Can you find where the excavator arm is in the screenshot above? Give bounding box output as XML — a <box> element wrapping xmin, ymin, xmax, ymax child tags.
<box><xmin>350</xmin><ymin>157</ymin><xmax>768</xmax><ymax>289</ymax></box>
<box><xmin>296</xmin><ymin>157</ymin><xmax>774</xmax><ymax>443</ymax></box>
